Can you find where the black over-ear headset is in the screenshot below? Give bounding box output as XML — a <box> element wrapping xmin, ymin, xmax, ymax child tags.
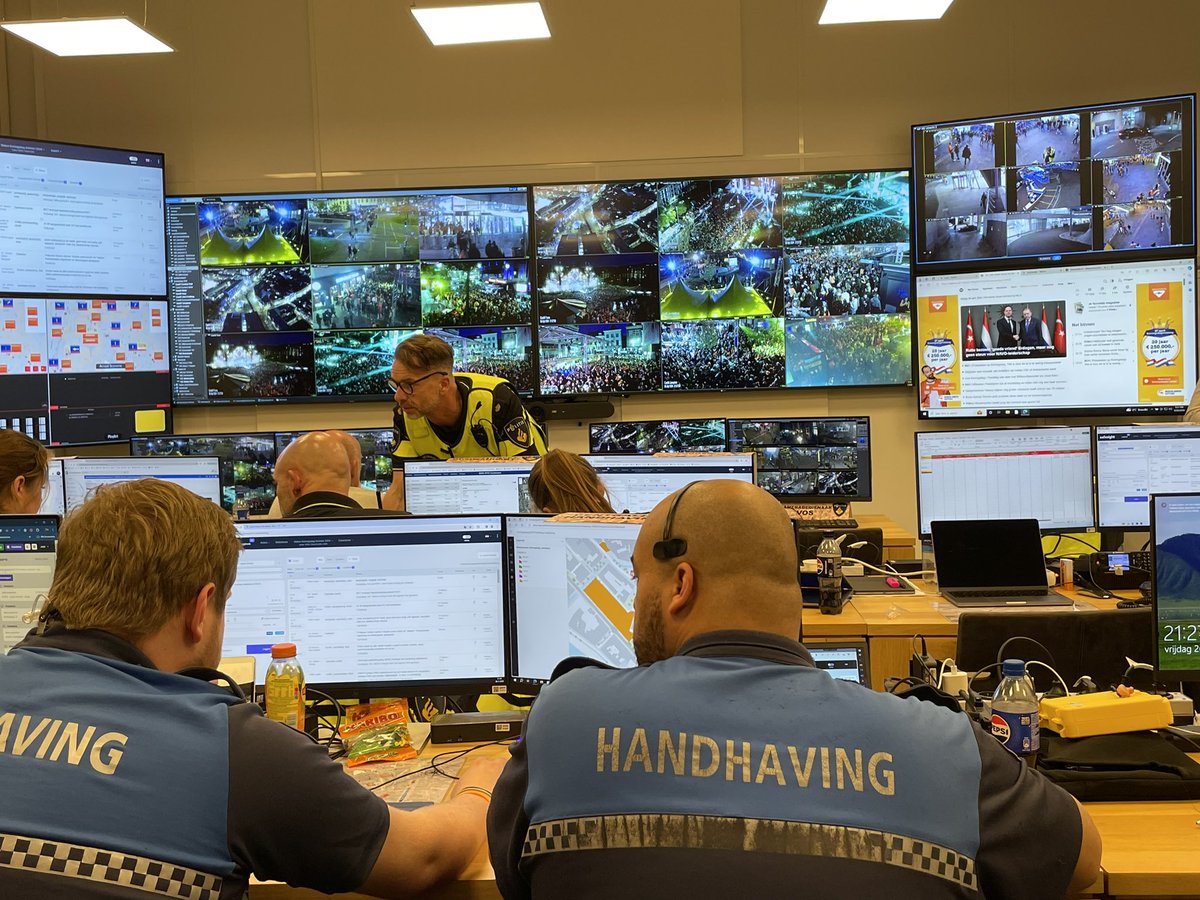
<box><xmin>653</xmin><ymin>480</ymin><xmax>699</xmax><ymax>561</ymax></box>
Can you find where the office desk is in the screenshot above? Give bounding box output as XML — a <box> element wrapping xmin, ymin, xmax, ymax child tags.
<box><xmin>855</xmin><ymin>513</ymin><xmax>918</xmax><ymax>560</ymax></box>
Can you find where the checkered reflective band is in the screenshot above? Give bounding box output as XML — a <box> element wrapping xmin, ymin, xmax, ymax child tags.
<box><xmin>522</xmin><ymin>814</ymin><xmax>977</xmax><ymax>890</ymax></box>
<box><xmin>0</xmin><ymin>832</ymin><xmax>222</xmax><ymax>900</ymax></box>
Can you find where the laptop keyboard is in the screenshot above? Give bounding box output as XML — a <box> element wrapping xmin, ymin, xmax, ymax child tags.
<box><xmin>951</xmin><ymin>588</ymin><xmax>1051</xmax><ymax>598</ymax></box>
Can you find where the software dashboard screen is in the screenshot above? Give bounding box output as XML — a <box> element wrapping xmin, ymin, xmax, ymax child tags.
<box><xmin>588</xmin><ymin>453</ymin><xmax>755</xmax><ymax>512</ymax></box>
<box><xmin>404</xmin><ymin>460</ymin><xmax>536</xmax><ymax>514</ymax></box>
<box><xmin>42</xmin><ymin>458</ymin><xmax>65</xmax><ymax>517</ymax></box>
<box><xmin>62</xmin><ymin>456</ymin><xmax>222</xmax><ymax>510</ymax></box>
<box><xmin>1</xmin><ymin>297</ymin><xmax>173</xmax><ymax>446</ymax></box>
<box><xmin>275</xmin><ymin>428</ymin><xmax>394</xmax><ymax>491</ymax></box>
<box><xmin>912</xmin><ymin>94</ymin><xmax>1195</xmax><ymax>269</ymax></box>
<box><xmin>915</xmin><ymin>257</ymin><xmax>1196</xmax><ymax>418</ymax></box>
<box><xmin>224</xmin><ymin>516</ymin><xmax>505</xmax><ymax>691</ymax></box>
<box><xmin>165</xmin><ymin>187</ymin><xmax>532</xmax><ymax>405</ymax></box>
<box><xmin>589</xmin><ymin>418</ymin><xmax>727</xmax><ymax>454</ymax></box>
<box><xmin>506</xmin><ymin>515</ymin><xmax>641</xmax><ymax>684</ymax></box>
<box><xmin>1096</xmin><ymin>425</ymin><xmax>1200</xmax><ymax>528</ymax></box>
<box><xmin>915</xmin><ymin>426</ymin><xmax>1094</xmax><ymax>536</ymax></box>
<box><xmin>534</xmin><ymin>170</ymin><xmax>912</xmax><ymax>395</ymax></box>
<box><xmin>132</xmin><ymin>433</ymin><xmax>277</xmax><ymax>513</ymax></box>
<box><xmin>0</xmin><ymin>137</ymin><xmax>166</xmax><ymax>297</ymax></box>
<box><xmin>726</xmin><ymin>417</ymin><xmax>871</xmax><ymax>501</ymax></box>
<box><xmin>0</xmin><ymin>516</ymin><xmax>58</xmax><ymax>654</ymax></box>
<box><xmin>1151</xmin><ymin>493</ymin><xmax>1200</xmax><ymax>676</ymax></box>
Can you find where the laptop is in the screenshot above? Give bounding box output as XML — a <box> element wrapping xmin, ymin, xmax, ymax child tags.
<box><xmin>931</xmin><ymin>518</ymin><xmax>1071</xmax><ymax>607</ymax></box>
<box><xmin>808</xmin><ymin>641</ymin><xmax>870</xmax><ymax>685</ymax></box>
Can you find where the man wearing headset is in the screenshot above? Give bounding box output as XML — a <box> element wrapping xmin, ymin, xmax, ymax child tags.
<box><xmin>487</xmin><ymin>480</ymin><xmax>1100</xmax><ymax>899</ymax></box>
<box><xmin>384</xmin><ymin>334</ymin><xmax>546</xmax><ymax>509</ymax></box>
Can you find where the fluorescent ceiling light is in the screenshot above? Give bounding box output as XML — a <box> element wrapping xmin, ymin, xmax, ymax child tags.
<box><xmin>1</xmin><ymin>17</ymin><xmax>173</xmax><ymax>56</ymax></box>
<box><xmin>412</xmin><ymin>2</ymin><xmax>550</xmax><ymax>46</ymax></box>
<box><xmin>819</xmin><ymin>0</ymin><xmax>953</xmax><ymax>24</ymax></box>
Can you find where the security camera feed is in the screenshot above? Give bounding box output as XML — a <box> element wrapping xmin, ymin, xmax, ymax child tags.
<box><xmin>131</xmin><ymin>433</ymin><xmax>278</xmax><ymax>514</ymax></box>
<box><xmin>659</xmin><ymin>177</ymin><xmax>781</xmax><ymax>253</ymax></box>
<box><xmin>167</xmin><ymin>186</ymin><xmax>533</xmax><ymax>405</ymax></box>
<box><xmin>534</xmin><ymin>182</ymin><xmax>658</xmax><ymax>257</ymax></box>
<box><xmin>539</xmin><ymin>322</ymin><xmax>660</xmax><ymax>394</ymax></box>
<box><xmin>661</xmin><ymin>318</ymin><xmax>784</xmax><ymax>391</ymax></box>
<box><xmin>913</xmin><ymin>94</ymin><xmax>1195</xmax><ymax>268</ymax></box>
<box><xmin>418</xmin><ymin>191</ymin><xmax>529</xmax><ymax>260</ymax></box>
<box><xmin>308</xmin><ymin>197</ymin><xmax>419</xmax><ymax>263</ymax></box>
<box><xmin>198</xmin><ymin>200</ymin><xmax>308</xmax><ymax>266</ymax></box>
<box><xmin>531</xmin><ymin>169</ymin><xmax>912</xmax><ymax>396</ymax></box>
<box><xmin>275</xmin><ymin>428</ymin><xmax>395</xmax><ymax>491</ymax></box>
<box><xmin>0</xmin><ymin>298</ymin><xmax>172</xmax><ymax>447</ymax></box>
<box><xmin>588</xmin><ymin>418</ymin><xmax>728</xmax><ymax>454</ymax></box>
<box><xmin>538</xmin><ymin>254</ymin><xmax>659</xmax><ymax>324</ymax></box>
<box><xmin>659</xmin><ymin>250</ymin><xmax>784</xmax><ymax>320</ymax></box>
<box><xmin>727</xmin><ymin>416</ymin><xmax>871</xmax><ymax>501</ymax></box>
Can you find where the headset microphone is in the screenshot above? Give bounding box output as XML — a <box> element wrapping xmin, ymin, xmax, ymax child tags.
<box><xmin>653</xmin><ymin>481</ymin><xmax>699</xmax><ymax>561</ymax></box>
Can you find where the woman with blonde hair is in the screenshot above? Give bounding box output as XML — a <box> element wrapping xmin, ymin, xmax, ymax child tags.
<box><xmin>0</xmin><ymin>429</ymin><xmax>51</xmax><ymax>514</ymax></box>
<box><xmin>527</xmin><ymin>449</ymin><xmax>615</xmax><ymax>514</ymax></box>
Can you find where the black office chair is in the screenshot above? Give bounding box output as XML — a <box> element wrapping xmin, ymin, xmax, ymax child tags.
<box><xmin>955</xmin><ymin>607</ymin><xmax>1155</xmax><ymax>692</ymax></box>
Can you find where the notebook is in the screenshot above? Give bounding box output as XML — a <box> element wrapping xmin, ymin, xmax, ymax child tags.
<box><xmin>930</xmin><ymin>518</ymin><xmax>1072</xmax><ymax>608</ymax></box>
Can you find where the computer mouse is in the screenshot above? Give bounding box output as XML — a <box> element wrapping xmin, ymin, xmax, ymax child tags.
<box><xmin>886</xmin><ymin>576</ymin><xmax>901</xmax><ymax>589</ymax></box>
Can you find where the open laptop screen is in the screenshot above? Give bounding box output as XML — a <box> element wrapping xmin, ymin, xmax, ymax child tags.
<box><xmin>808</xmin><ymin>642</ymin><xmax>869</xmax><ymax>685</ymax></box>
<box><xmin>931</xmin><ymin>518</ymin><xmax>1046</xmax><ymax>588</ymax></box>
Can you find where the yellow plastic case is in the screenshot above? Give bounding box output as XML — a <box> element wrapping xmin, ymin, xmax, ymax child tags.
<box><xmin>1039</xmin><ymin>691</ymin><xmax>1173</xmax><ymax>738</ymax></box>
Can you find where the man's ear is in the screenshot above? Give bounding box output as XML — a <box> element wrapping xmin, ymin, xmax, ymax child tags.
<box><xmin>667</xmin><ymin>562</ymin><xmax>696</xmax><ymax>616</ymax></box>
<box><xmin>185</xmin><ymin>583</ymin><xmax>218</xmax><ymax>644</ymax></box>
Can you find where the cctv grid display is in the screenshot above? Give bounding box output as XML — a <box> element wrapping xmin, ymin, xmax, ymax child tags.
<box><xmin>0</xmin><ymin>136</ymin><xmax>172</xmax><ymax>446</ymax></box>
<box><xmin>588</xmin><ymin>418</ymin><xmax>727</xmax><ymax>454</ymax></box>
<box><xmin>1150</xmin><ymin>493</ymin><xmax>1200</xmax><ymax>678</ymax></box>
<box><xmin>130</xmin><ymin>427</ymin><xmax>394</xmax><ymax>513</ymax></box>
<box><xmin>726</xmin><ymin>416</ymin><xmax>871</xmax><ymax>502</ymax></box>
<box><xmin>912</xmin><ymin>94</ymin><xmax>1198</xmax><ymax>420</ymax></box>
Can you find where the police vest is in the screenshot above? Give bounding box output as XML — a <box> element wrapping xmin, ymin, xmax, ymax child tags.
<box><xmin>400</xmin><ymin>373</ymin><xmax>545</xmax><ymax>459</ymax></box>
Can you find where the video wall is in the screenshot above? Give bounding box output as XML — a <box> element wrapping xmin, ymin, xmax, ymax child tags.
<box><xmin>165</xmin><ymin>187</ymin><xmax>534</xmax><ymax>405</ymax></box>
<box><xmin>534</xmin><ymin>171</ymin><xmax>912</xmax><ymax>395</ymax></box>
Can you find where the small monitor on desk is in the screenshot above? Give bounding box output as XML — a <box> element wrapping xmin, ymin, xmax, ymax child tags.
<box><xmin>224</xmin><ymin>515</ymin><xmax>507</xmax><ymax>695</ymax></box>
<box><xmin>62</xmin><ymin>456</ymin><xmax>222</xmax><ymax>511</ymax></box>
<box><xmin>403</xmin><ymin>460</ymin><xmax>536</xmax><ymax>514</ymax></box>
<box><xmin>1150</xmin><ymin>493</ymin><xmax>1200</xmax><ymax>680</ymax></box>
<box><xmin>275</xmin><ymin>428</ymin><xmax>395</xmax><ymax>492</ymax></box>
<box><xmin>808</xmin><ymin>641</ymin><xmax>870</xmax><ymax>686</ymax></box>
<box><xmin>1096</xmin><ymin>426</ymin><xmax>1200</xmax><ymax>529</ymax></box>
<box><xmin>585</xmin><ymin>453</ymin><xmax>755</xmax><ymax>513</ymax></box>
<box><xmin>41</xmin><ymin>459</ymin><xmax>65</xmax><ymax>517</ymax></box>
<box><xmin>0</xmin><ymin>515</ymin><xmax>59</xmax><ymax>654</ymax></box>
<box><xmin>726</xmin><ymin>417</ymin><xmax>871</xmax><ymax>503</ymax></box>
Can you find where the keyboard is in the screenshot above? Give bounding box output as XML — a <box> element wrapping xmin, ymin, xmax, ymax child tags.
<box><xmin>950</xmin><ymin>588</ymin><xmax>1050</xmax><ymax>598</ymax></box>
<box><xmin>790</xmin><ymin>518</ymin><xmax>859</xmax><ymax>530</ymax></box>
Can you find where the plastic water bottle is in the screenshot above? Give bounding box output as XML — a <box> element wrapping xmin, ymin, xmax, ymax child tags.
<box><xmin>817</xmin><ymin>531</ymin><xmax>844</xmax><ymax>615</ymax></box>
<box><xmin>265</xmin><ymin>643</ymin><xmax>306</xmax><ymax>730</ymax></box>
<box><xmin>991</xmin><ymin>659</ymin><xmax>1039</xmax><ymax>758</ymax></box>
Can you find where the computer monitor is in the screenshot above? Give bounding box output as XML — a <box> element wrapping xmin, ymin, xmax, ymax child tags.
<box><xmin>165</xmin><ymin>186</ymin><xmax>533</xmax><ymax>406</ymax></box>
<box><xmin>62</xmin><ymin>456</ymin><xmax>222</xmax><ymax>511</ymax></box>
<box><xmin>224</xmin><ymin>515</ymin><xmax>506</xmax><ymax>694</ymax></box>
<box><xmin>1095</xmin><ymin>425</ymin><xmax>1200</xmax><ymax>528</ymax></box>
<box><xmin>588</xmin><ymin>418</ymin><xmax>727</xmax><ymax>454</ymax></box>
<box><xmin>131</xmin><ymin>433</ymin><xmax>278</xmax><ymax>514</ymax></box>
<box><xmin>586</xmin><ymin>453</ymin><xmax>756</xmax><ymax>513</ymax></box>
<box><xmin>1150</xmin><ymin>493</ymin><xmax>1200</xmax><ymax>679</ymax></box>
<box><xmin>915</xmin><ymin>426</ymin><xmax>1094</xmax><ymax>537</ymax></box>
<box><xmin>403</xmin><ymin>459</ymin><xmax>536</xmax><ymax>515</ymax></box>
<box><xmin>41</xmin><ymin>459</ymin><xmax>65</xmax><ymax>517</ymax></box>
<box><xmin>914</xmin><ymin>255</ymin><xmax>1196</xmax><ymax>419</ymax></box>
<box><xmin>0</xmin><ymin>515</ymin><xmax>59</xmax><ymax>653</ymax></box>
<box><xmin>725</xmin><ymin>417</ymin><xmax>871</xmax><ymax>502</ymax></box>
<box><xmin>0</xmin><ymin>136</ymin><xmax>166</xmax><ymax>298</ymax></box>
<box><xmin>0</xmin><ymin>297</ymin><xmax>173</xmax><ymax>446</ymax></box>
<box><xmin>808</xmin><ymin>642</ymin><xmax>870</xmax><ymax>686</ymax></box>
<box><xmin>505</xmin><ymin>514</ymin><xmax>642</xmax><ymax>688</ymax></box>
<box><xmin>274</xmin><ymin>428</ymin><xmax>395</xmax><ymax>491</ymax></box>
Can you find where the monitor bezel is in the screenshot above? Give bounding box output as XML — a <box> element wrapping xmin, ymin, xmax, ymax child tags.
<box><xmin>725</xmin><ymin>415</ymin><xmax>873</xmax><ymax>503</ymax></box>
<box><xmin>1148</xmin><ymin>491</ymin><xmax>1200</xmax><ymax>681</ymax></box>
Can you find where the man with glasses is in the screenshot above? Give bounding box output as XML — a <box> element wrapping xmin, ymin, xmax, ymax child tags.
<box><xmin>385</xmin><ymin>334</ymin><xmax>546</xmax><ymax>508</ymax></box>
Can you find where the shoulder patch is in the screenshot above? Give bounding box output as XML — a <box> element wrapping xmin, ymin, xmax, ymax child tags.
<box><xmin>504</xmin><ymin>417</ymin><xmax>532</xmax><ymax>448</ymax></box>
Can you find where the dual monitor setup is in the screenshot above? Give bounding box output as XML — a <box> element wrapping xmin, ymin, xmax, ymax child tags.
<box><xmin>0</xmin><ymin>513</ymin><xmax>870</xmax><ymax>692</ymax></box>
<box><xmin>2</xmin><ymin>92</ymin><xmax>1194</xmax><ymax>450</ymax></box>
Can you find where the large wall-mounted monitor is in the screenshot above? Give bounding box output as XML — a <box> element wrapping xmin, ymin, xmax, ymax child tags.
<box><xmin>0</xmin><ymin>136</ymin><xmax>166</xmax><ymax>298</ymax></box>
<box><xmin>224</xmin><ymin>516</ymin><xmax>506</xmax><ymax>694</ymax></box>
<box><xmin>588</xmin><ymin>418</ymin><xmax>727</xmax><ymax>454</ymax></box>
<box><xmin>165</xmin><ymin>187</ymin><xmax>533</xmax><ymax>406</ymax></box>
<box><xmin>915</xmin><ymin>257</ymin><xmax>1196</xmax><ymax>418</ymax></box>
<box><xmin>1</xmin><ymin>297</ymin><xmax>173</xmax><ymax>446</ymax></box>
<box><xmin>62</xmin><ymin>456</ymin><xmax>222</xmax><ymax>511</ymax></box>
<box><xmin>725</xmin><ymin>416</ymin><xmax>871</xmax><ymax>502</ymax></box>
<box><xmin>533</xmin><ymin>170</ymin><xmax>913</xmax><ymax>396</ymax></box>
<box><xmin>131</xmin><ymin>432</ymin><xmax>277</xmax><ymax>514</ymax></box>
<box><xmin>915</xmin><ymin>426</ymin><xmax>1094</xmax><ymax>537</ymax></box>
<box><xmin>1095</xmin><ymin>425</ymin><xmax>1200</xmax><ymax>529</ymax></box>
<box><xmin>912</xmin><ymin>94</ymin><xmax>1195</xmax><ymax>271</ymax></box>
<box><xmin>1150</xmin><ymin>493</ymin><xmax>1200</xmax><ymax>680</ymax></box>
<box><xmin>274</xmin><ymin>428</ymin><xmax>395</xmax><ymax>492</ymax></box>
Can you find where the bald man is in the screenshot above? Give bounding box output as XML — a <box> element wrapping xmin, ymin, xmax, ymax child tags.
<box><xmin>487</xmin><ymin>480</ymin><xmax>1099</xmax><ymax>900</ymax></box>
<box><xmin>273</xmin><ymin>432</ymin><xmax>394</xmax><ymax>518</ymax></box>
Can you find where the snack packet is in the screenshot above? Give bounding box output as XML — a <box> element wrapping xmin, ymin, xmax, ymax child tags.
<box><xmin>339</xmin><ymin>699</ymin><xmax>418</xmax><ymax>767</ymax></box>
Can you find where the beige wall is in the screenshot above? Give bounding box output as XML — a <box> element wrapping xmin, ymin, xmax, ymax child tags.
<box><xmin>1</xmin><ymin>0</ymin><xmax>1197</xmax><ymax>534</ymax></box>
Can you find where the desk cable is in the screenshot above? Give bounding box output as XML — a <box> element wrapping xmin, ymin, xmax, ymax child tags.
<box><xmin>366</xmin><ymin>738</ymin><xmax>517</xmax><ymax>794</ymax></box>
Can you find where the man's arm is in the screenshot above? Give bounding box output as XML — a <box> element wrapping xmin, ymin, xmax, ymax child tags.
<box><xmin>358</xmin><ymin>757</ymin><xmax>506</xmax><ymax>899</ymax></box>
<box><xmin>490</xmin><ymin>383</ymin><xmax>546</xmax><ymax>458</ymax></box>
<box><xmin>1068</xmin><ymin>798</ymin><xmax>1102</xmax><ymax>895</ymax></box>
